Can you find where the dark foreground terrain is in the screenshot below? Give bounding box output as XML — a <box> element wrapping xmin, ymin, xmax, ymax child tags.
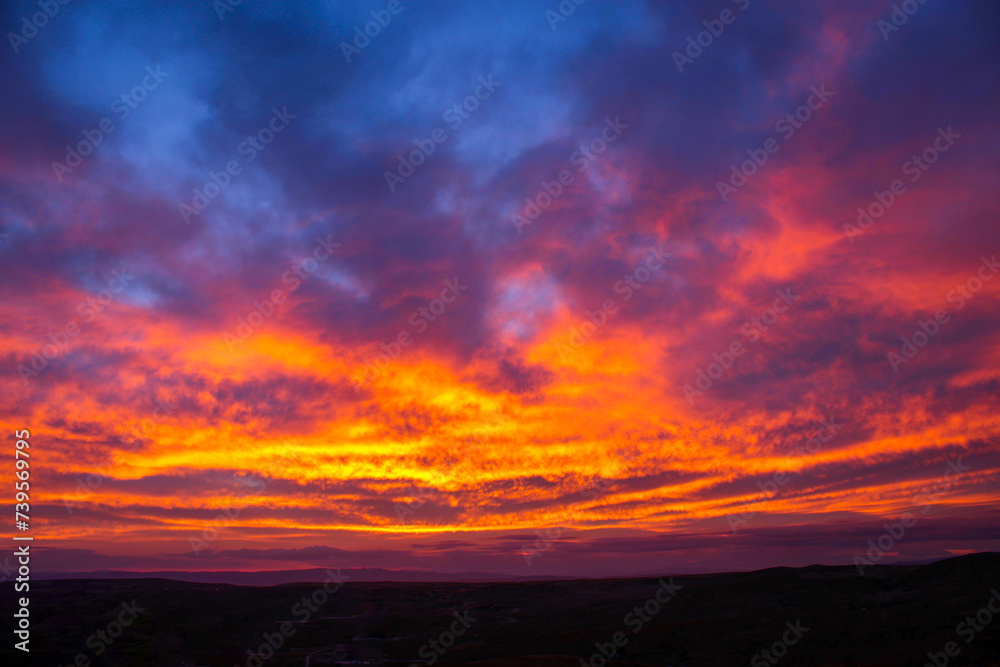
<box><xmin>4</xmin><ymin>552</ymin><xmax>999</xmax><ymax>666</ymax></box>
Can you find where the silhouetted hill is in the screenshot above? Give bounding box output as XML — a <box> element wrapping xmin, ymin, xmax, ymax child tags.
<box><xmin>5</xmin><ymin>553</ymin><xmax>999</xmax><ymax>666</ymax></box>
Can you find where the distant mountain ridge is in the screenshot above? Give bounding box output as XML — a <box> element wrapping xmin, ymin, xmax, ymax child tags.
<box><xmin>36</xmin><ymin>552</ymin><xmax>998</xmax><ymax>586</ymax></box>
<box><xmin>36</xmin><ymin>567</ymin><xmax>563</xmax><ymax>585</ymax></box>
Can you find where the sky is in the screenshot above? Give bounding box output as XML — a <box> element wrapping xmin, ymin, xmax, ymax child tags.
<box><xmin>1</xmin><ymin>0</ymin><xmax>998</xmax><ymax>579</ymax></box>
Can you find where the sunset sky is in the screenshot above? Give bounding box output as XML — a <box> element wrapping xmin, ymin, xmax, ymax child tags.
<box><xmin>1</xmin><ymin>0</ymin><xmax>999</xmax><ymax>578</ymax></box>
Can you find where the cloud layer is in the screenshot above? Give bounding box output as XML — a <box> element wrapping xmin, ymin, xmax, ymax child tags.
<box><xmin>1</xmin><ymin>0</ymin><xmax>999</xmax><ymax>576</ymax></box>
